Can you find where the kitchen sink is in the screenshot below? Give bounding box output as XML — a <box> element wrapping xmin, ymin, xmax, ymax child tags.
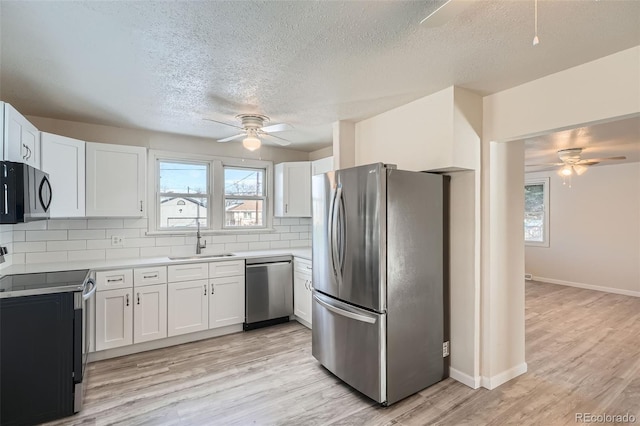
<box><xmin>169</xmin><ymin>253</ymin><xmax>236</xmax><ymax>260</ymax></box>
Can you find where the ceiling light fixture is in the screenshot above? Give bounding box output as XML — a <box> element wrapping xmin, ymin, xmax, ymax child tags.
<box><xmin>533</xmin><ymin>0</ymin><xmax>540</xmax><ymax>46</ymax></box>
<box><xmin>560</xmin><ymin>165</ymin><xmax>573</xmax><ymax>176</ymax></box>
<box><xmin>242</xmin><ymin>135</ymin><xmax>261</xmax><ymax>151</ymax></box>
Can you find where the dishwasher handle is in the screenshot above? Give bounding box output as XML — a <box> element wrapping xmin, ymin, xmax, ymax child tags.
<box><xmin>246</xmin><ymin>261</ymin><xmax>292</xmax><ymax>268</ymax></box>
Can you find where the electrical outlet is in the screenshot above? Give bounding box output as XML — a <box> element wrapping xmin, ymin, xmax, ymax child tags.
<box><xmin>111</xmin><ymin>236</ymin><xmax>124</xmax><ymax>246</ymax></box>
<box><xmin>443</xmin><ymin>341</ymin><xmax>450</xmax><ymax>358</ymax></box>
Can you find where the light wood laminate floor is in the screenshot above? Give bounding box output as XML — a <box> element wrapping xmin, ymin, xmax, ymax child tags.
<box><xmin>47</xmin><ymin>282</ymin><xmax>640</xmax><ymax>425</ymax></box>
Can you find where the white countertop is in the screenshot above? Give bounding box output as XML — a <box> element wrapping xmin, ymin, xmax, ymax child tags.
<box><xmin>1</xmin><ymin>247</ymin><xmax>311</xmax><ymax>275</ymax></box>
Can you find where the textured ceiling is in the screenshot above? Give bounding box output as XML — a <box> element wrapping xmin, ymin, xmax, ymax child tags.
<box><xmin>1</xmin><ymin>1</ymin><xmax>639</xmax><ymax>152</ymax></box>
<box><xmin>524</xmin><ymin>116</ymin><xmax>640</xmax><ymax>171</ymax></box>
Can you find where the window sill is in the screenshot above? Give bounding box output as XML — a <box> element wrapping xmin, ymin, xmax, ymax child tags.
<box><xmin>145</xmin><ymin>228</ymin><xmax>275</xmax><ymax>237</ymax></box>
<box><xmin>525</xmin><ymin>241</ymin><xmax>550</xmax><ymax>248</ymax></box>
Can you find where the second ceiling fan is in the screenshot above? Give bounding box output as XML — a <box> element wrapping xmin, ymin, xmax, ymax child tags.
<box><xmin>205</xmin><ymin>114</ymin><xmax>292</xmax><ymax>151</ymax></box>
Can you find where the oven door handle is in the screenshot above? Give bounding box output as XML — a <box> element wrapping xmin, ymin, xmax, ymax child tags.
<box><xmin>82</xmin><ymin>278</ymin><xmax>96</xmax><ymax>300</ymax></box>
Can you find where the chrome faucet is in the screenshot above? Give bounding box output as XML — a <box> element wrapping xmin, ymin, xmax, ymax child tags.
<box><xmin>196</xmin><ymin>220</ymin><xmax>207</xmax><ymax>254</ymax></box>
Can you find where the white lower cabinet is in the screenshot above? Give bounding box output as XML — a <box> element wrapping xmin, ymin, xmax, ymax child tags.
<box><xmin>167</xmin><ymin>279</ymin><xmax>209</xmax><ymax>337</ymax></box>
<box><xmin>294</xmin><ymin>258</ymin><xmax>313</xmax><ymax>327</ymax></box>
<box><xmin>209</xmin><ymin>275</ymin><xmax>245</xmax><ymax>329</ymax></box>
<box><xmin>96</xmin><ymin>288</ymin><xmax>134</xmax><ymax>351</ymax></box>
<box><xmin>133</xmin><ymin>283</ymin><xmax>168</xmax><ymax>344</ymax></box>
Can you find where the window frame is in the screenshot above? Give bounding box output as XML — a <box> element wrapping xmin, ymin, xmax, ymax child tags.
<box><xmin>156</xmin><ymin>159</ymin><xmax>211</xmax><ymax>231</ymax></box>
<box><xmin>222</xmin><ymin>165</ymin><xmax>267</xmax><ymax>230</ymax></box>
<box><xmin>524</xmin><ymin>177</ymin><xmax>550</xmax><ymax>247</ymax></box>
<box><xmin>147</xmin><ymin>150</ymin><xmax>273</xmax><ymax>235</ymax></box>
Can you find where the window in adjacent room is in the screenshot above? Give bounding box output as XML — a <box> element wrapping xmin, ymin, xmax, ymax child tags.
<box><xmin>524</xmin><ymin>177</ymin><xmax>550</xmax><ymax>247</ymax></box>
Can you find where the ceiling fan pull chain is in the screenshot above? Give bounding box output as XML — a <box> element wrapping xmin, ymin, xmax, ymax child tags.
<box><xmin>533</xmin><ymin>0</ymin><xmax>540</xmax><ymax>46</ymax></box>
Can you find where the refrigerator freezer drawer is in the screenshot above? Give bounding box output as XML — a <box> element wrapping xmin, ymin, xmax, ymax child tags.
<box><xmin>311</xmin><ymin>292</ymin><xmax>386</xmax><ymax>403</ymax></box>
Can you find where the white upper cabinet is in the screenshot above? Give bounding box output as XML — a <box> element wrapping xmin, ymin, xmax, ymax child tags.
<box><xmin>274</xmin><ymin>161</ymin><xmax>311</xmax><ymax>217</ymax></box>
<box><xmin>85</xmin><ymin>142</ymin><xmax>146</xmax><ymax>217</ymax></box>
<box><xmin>1</xmin><ymin>102</ymin><xmax>40</xmax><ymax>168</ymax></box>
<box><xmin>312</xmin><ymin>156</ymin><xmax>334</xmax><ymax>175</ymax></box>
<box><xmin>40</xmin><ymin>133</ymin><xmax>86</xmax><ymax>218</ymax></box>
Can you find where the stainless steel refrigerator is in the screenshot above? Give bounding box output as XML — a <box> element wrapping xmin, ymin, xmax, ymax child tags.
<box><xmin>311</xmin><ymin>163</ymin><xmax>449</xmax><ymax>405</ymax></box>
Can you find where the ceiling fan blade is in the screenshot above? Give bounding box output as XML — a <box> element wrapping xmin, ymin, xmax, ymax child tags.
<box><xmin>526</xmin><ymin>166</ymin><xmax>558</xmax><ymax>173</ymax></box>
<box><xmin>526</xmin><ymin>162</ymin><xmax>564</xmax><ymax>167</ymax></box>
<box><xmin>420</xmin><ymin>0</ymin><xmax>471</xmax><ymax>28</ymax></box>
<box><xmin>262</xmin><ymin>132</ymin><xmax>291</xmax><ymax>146</ymax></box>
<box><xmin>582</xmin><ymin>156</ymin><xmax>627</xmax><ymax>162</ymax></box>
<box><xmin>262</xmin><ymin>123</ymin><xmax>293</xmax><ymax>133</ymax></box>
<box><xmin>203</xmin><ymin>118</ymin><xmax>244</xmax><ymax>130</ymax></box>
<box><xmin>217</xmin><ymin>134</ymin><xmax>245</xmax><ymax>143</ymax></box>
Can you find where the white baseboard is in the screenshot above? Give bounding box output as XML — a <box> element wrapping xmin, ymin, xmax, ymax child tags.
<box><xmin>449</xmin><ymin>367</ymin><xmax>481</xmax><ymax>389</ymax></box>
<box><xmin>481</xmin><ymin>362</ymin><xmax>527</xmax><ymax>390</ymax></box>
<box><xmin>533</xmin><ymin>276</ymin><xmax>640</xmax><ymax>298</ymax></box>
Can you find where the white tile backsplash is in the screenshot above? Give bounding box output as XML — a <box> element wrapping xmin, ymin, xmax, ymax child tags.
<box><xmin>1</xmin><ymin>224</ymin><xmax>14</xmax><ymax>270</ymax></box>
<box><xmin>88</xmin><ymin>219</ymin><xmax>124</xmax><ymax>229</ymax></box>
<box><xmin>69</xmin><ymin>229</ymin><xmax>106</xmax><ymax>240</ymax></box>
<box><xmin>26</xmin><ymin>230</ymin><xmax>68</xmax><ymax>241</ymax></box>
<box><xmin>10</xmin><ymin>218</ymin><xmax>311</xmax><ymax>265</ymax></box>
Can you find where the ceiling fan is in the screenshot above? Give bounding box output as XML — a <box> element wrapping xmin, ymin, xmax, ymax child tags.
<box><xmin>204</xmin><ymin>114</ymin><xmax>292</xmax><ymax>151</ymax></box>
<box><xmin>527</xmin><ymin>148</ymin><xmax>627</xmax><ymax>176</ymax></box>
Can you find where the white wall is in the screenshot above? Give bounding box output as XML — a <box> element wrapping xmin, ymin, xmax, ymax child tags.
<box><xmin>481</xmin><ymin>45</ymin><xmax>640</xmax><ymax>388</ymax></box>
<box><xmin>525</xmin><ymin>162</ymin><xmax>640</xmax><ymax>296</ymax></box>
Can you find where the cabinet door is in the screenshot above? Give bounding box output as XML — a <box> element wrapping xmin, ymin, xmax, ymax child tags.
<box><xmin>85</xmin><ymin>142</ymin><xmax>146</xmax><ymax>217</ymax></box>
<box><xmin>95</xmin><ymin>288</ymin><xmax>133</xmax><ymax>351</ymax></box>
<box><xmin>274</xmin><ymin>162</ymin><xmax>311</xmax><ymax>217</ymax></box>
<box><xmin>209</xmin><ymin>275</ymin><xmax>245</xmax><ymax>329</ymax></box>
<box><xmin>167</xmin><ymin>279</ymin><xmax>208</xmax><ymax>337</ymax></box>
<box><xmin>41</xmin><ymin>133</ymin><xmax>86</xmax><ymax>217</ymax></box>
<box><xmin>134</xmin><ymin>283</ymin><xmax>167</xmax><ymax>344</ymax></box>
<box><xmin>294</xmin><ymin>270</ymin><xmax>312</xmax><ymax>325</ymax></box>
<box><xmin>3</xmin><ymin>103</ymin><xmax>40</xmax><ymax>168</ymax></box>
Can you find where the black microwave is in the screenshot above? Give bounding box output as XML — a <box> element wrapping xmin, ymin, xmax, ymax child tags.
<box><xmin>1</xmin><ymin>161</ymin><xmax>52</xmax><ymax>224</ymax></box>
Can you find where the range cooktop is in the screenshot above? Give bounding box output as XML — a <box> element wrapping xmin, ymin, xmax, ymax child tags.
<box><xmin>0</xmin><ymin>270</ymin><xmax>90</xmax><ymax>298</ymax></box>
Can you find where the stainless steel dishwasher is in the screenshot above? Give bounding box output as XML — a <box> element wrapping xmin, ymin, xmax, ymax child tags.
<box><xmin>244</xmin><ymin>256</ymin><xmax>293</xmax><ymax>330</ymax></box>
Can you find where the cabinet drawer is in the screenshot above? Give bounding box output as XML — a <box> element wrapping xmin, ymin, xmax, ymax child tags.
<box><xmin>134</xmin><ymin>266</ymin><xmax>167</xmax><ymax>287</ymax></box>
<box><xmin>168</xmin><ymin>263</ymin><xmax>209</xmax><ymax>283</ymax></box>
<box><xmin>294</xmin><ymin>258</ymin><xmax>312</xmax><ymax>274</ymax></box>
<box><xmin>209</xmin><ymin>260</ymin><xmax>245</xmax><ymax>278</ymax></box>
<box><xmin>96</xmin><ymin>269</ymin><xmax>133</xmax><ymax>291</ymax></box>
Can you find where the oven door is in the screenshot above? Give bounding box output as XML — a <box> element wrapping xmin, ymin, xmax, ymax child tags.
<box><xmin>73</xmin><ymin>278</ymin><xmax>96</xmax><ymax>413</ymax></box>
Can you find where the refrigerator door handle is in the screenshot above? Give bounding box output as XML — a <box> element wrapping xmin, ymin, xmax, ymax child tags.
<box><xmin>336</xmin><ymin>186</ymin><xmax>346</xmax><ymax>272</ymax></box>
<box><xmin>313</xmin><ymin>293</ymin><xmax>376</xmax><ymax>324</ymax></box>
<box><xmin>330</xmin><ymin>185</ymin><xmax>342</xmax><ymax>278</ymax></box>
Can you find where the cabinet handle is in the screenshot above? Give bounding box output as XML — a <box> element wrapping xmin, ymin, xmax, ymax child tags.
<box><xmin>126</xmin><ymin>294</ymin><xmax>130</xmax><ymax>306</ymax></box>
<box><xmin>304</xmin><ymin>280</ymin><xmax>309</xmax><ymax>290</ymax></box>
<box><xmin>305</xmin><ymin>266</ymin><xmax>312</xmax><ymax>270</ymax></box>
<box><xmin>22</xmin><ymin>144</ymin><xmax>28</xmax><ymax>160</ymax></box>
<box><xmin>26</xmin><ymin>146</ymin><xmax>32</xmax><ymax>160</ymax></box>
<box><xmin>107</xmin><ymin>277</ymin><xmax>124</xmax><ymax>283</ymax></box>
<box><xmin>140</xmin><ymin>200</ymin><xmax>143</xmax><ymax>212</ymax></box>
<box><xmin>309</xmin><ymin>281</ymin><xmax>312</xmax><ymax>291</ymax></box>
<box><xmin>285</xmin><ymin>203</ymin><xmax>288</xmax><ymax>214</ymax></box>
<box><xmin>137</xmin><ymin>292</ymin><xmax>140</xmax><ymax>305</ymax></box>
<box><xmin>211</xmin><ymin>283</ymin><xmax>215</xmax><ymax>294</ymax></box>
<box><xmin>143</xmin><ymin>274</ymin><xmax>158</xmax><ymax>279</ymax></box>
<box><xmin>204</xmin><ymin>284</ymin><xmax>207</xmax><ymax>296</ymax></box>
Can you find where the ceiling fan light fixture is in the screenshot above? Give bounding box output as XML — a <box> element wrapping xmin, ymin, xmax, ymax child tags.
<box><xmin>242</xmin><ymin>135</ymin><xmax>261</xmax><ymax>151</ymax></box>
<box><xmin>573</xmin><ymin>165</ymin><xmax>588</xmax><ymax>176</ymax></box>
<box><xmin>560</xmin><ymin>165</ymin><xmax>573</xmax><ymax>176</ymax></box>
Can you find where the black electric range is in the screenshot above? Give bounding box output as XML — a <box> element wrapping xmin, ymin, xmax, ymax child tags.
<box><xmin>0</xmin><ymin>269</ymin><xmax>96</xmax><ymax>425</ymax></box>
<box><xmin>0</xmin><ymin>269</ymin><xmax>90</xmax><ymax>298</ymax></box>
